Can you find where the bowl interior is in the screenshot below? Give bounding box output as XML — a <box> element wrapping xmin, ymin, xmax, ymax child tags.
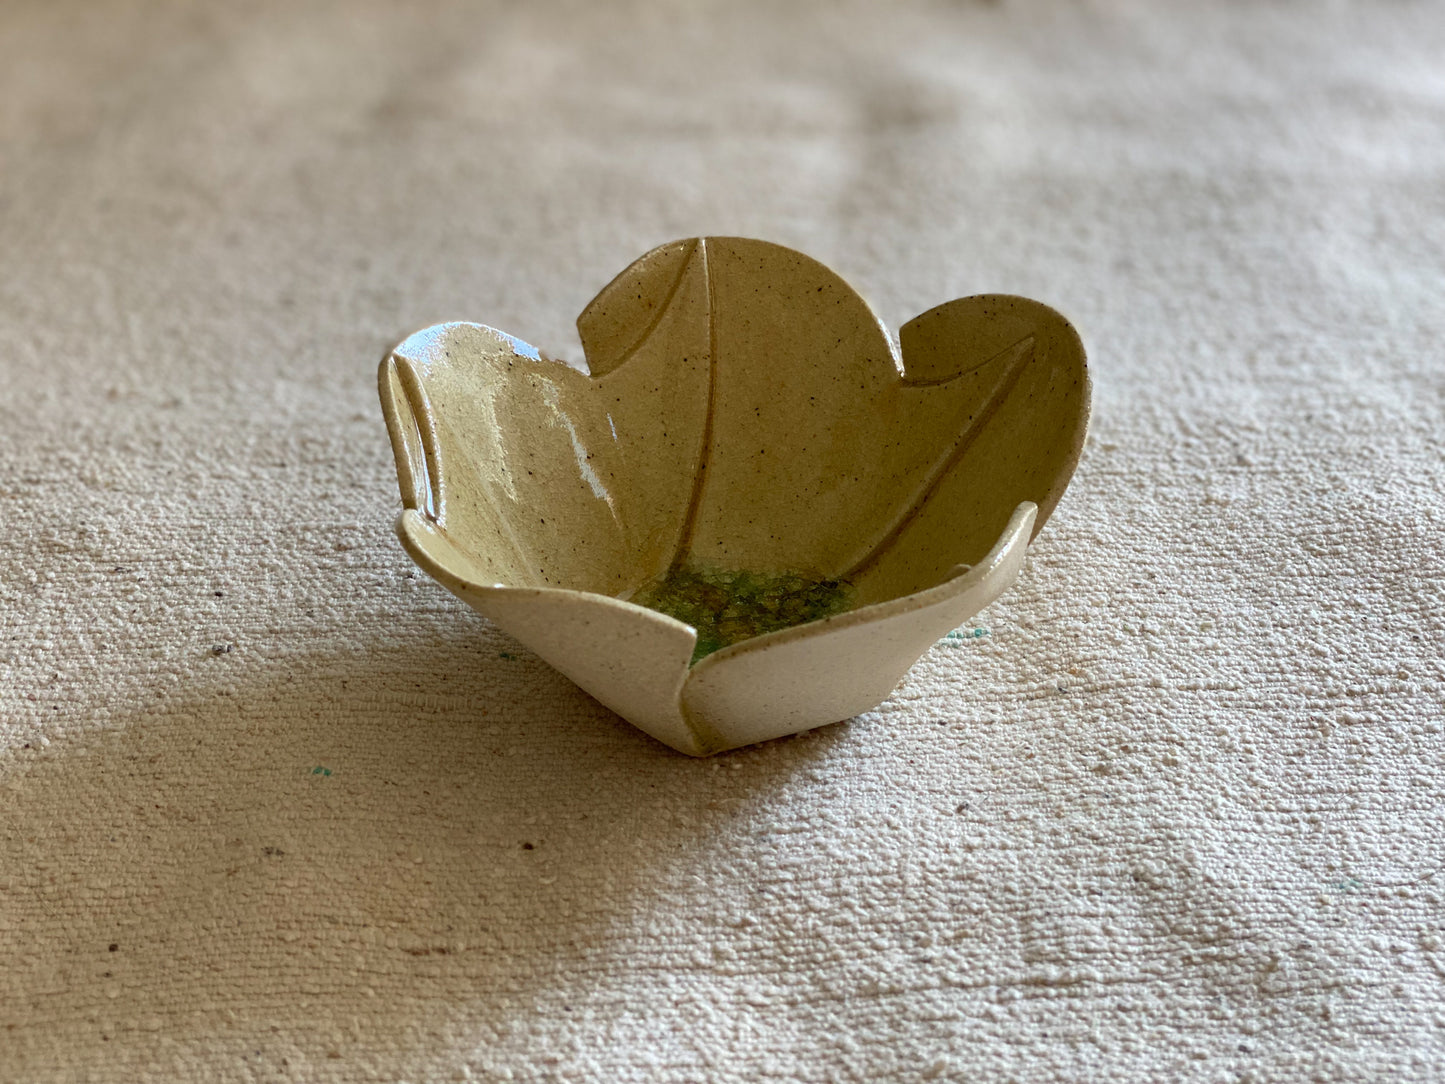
<box><xmin>382</xmin><ymin>238</ymin><xmax>1088</xmax><ymax>659</ymax></box>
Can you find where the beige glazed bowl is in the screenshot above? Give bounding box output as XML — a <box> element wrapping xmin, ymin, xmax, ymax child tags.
<box><xmin>379</xmin><ymin>237</ymin><xmax>1089</xmax><ymax>755</ymax></box>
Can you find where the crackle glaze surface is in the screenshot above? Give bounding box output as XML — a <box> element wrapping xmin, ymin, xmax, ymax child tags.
<box><xmin>379</xmin><ymin>237</ymin><xmax>1089</xmax><ymax>753</ymax></box>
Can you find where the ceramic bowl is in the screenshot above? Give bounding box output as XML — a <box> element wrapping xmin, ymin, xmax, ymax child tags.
<box><xmin>379</xmin><ymin>237</ymin><xmax>1089</xmax><ymax>755</ymax></box>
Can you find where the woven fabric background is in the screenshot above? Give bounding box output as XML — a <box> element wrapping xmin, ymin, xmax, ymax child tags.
<box><xmin>2</xmin><ymin>2</ymin><xmax>1443</xmax><ymax>1080</ymax></box>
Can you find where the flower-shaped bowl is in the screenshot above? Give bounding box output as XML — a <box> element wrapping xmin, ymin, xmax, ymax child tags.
<box><xmin>379</xmin><ymin>237</ymin><xmax>1089</xmax><ymax>755</ymax></box>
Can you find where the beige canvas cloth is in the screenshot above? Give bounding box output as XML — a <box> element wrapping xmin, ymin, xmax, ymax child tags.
<box><xmin>2</xmin><ymin>1</ymin><xmax>1443</xmax><ymax>1080</ymax></box>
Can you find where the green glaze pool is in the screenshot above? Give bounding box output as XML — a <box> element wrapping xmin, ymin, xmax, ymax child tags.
<box><xmin>631</xmin><ymin>566</ymin><xmax>855</xmax><ymax>664</ymax></box>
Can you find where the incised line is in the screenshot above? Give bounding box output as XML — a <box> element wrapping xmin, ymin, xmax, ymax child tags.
<box><xmin>668</xmin><ymin>238</ymin><xmax>716</xmax><ymax>573</ymax></box>
<box><xmin>590</xmin><ymin>238</ymin><xmax>700</xmax><ymax>377</ymax></box>
<box><xmin>392</xmin><ymin>354</ymin><xmax>444</xmax><ymax>522</ymax></box>
<box><xmin>841</xmin><ymin>334</ymin><xmax>1038</xmax><ymax>583</ymax></box>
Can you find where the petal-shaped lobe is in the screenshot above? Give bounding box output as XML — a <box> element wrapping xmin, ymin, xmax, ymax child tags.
<box><xmin>381</xmin><ymin>240</ymin><xmax>714</xmax><ymax>595</ymax></box>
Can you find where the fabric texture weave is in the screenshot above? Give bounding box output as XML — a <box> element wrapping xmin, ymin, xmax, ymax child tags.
<box><xmin>2</xmin><ymin>2</ymin><xmax>1442</xmax><ymax>1080</ymax></box>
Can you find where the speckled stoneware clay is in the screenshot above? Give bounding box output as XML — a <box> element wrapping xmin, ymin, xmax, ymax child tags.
<box><xmin>378</xmin><ymin>237</ymin><xmax>1090</xmax><ymax>755</ymax></box>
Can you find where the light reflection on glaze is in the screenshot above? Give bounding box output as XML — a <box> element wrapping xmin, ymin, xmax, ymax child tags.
<box><xmin>402</xmin><ymin>323</ymin><xmax>454</xmax><ymax>363</ymax></box>
<box><xmin>502</xmin><ymin>332</ymin><xmax>542</xmax><ymax>361</ymax></box>
<box><xmin>540</xmin><ymin>380</ymin><xmax>617</xmax><ymax>514</ymax></box>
